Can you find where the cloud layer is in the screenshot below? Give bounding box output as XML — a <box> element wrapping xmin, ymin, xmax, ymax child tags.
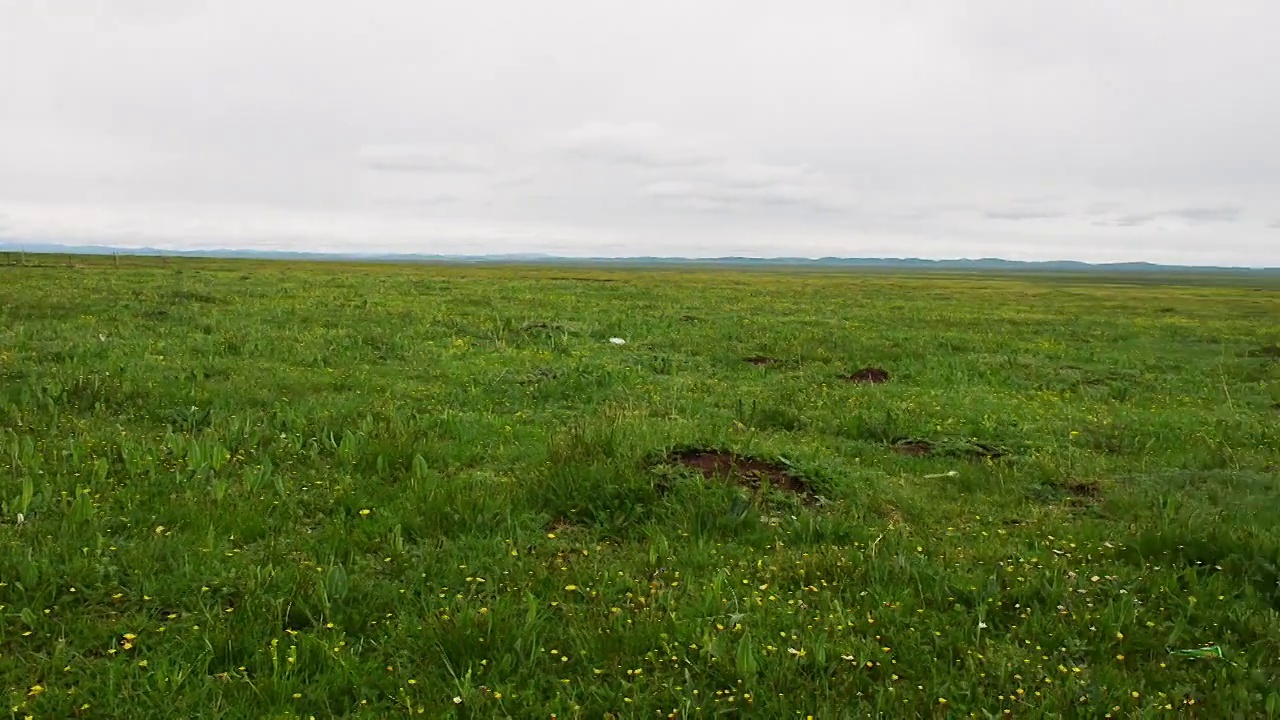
<box><xmin>1</xmin><ymin>0</ymin><xmax>1278</xmax><ymax>264</ymax></box>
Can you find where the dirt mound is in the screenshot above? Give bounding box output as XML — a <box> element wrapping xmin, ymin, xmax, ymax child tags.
<box><xmin>1064</xmin><ymin>481</ymin><xmax>1101</xmax><ymax>499</ymax></box>
<box><xmin>891</xmin><ymin>438</ymin><xmax>1006</xmax><ymax>460</ymax></box>
<box><xmin>892</xmin><ymin>439</ymin><xmax>934</xmax><ymax>456</ymax></box>
<box><xmin>744</xmin><ymin>355</ymin><xmax>778</xmax><ymax>366</ymax></box>
<box><xmin>1041</xmin><ymin>480</ymin><xmax>1103</xmax><ymax>510</ymax></box>
<box><xmin>519</xmin><ymin>320</ymin><xmax>581</xmax><ymax>335</ymax></box>
<box><xmin>1026</xmin><ymin>479</ymin><xmax>1102</xmax><ymax>509</ymax></box>
<box><xmin>961</xmin><ymin>441</ymin><xmax>1006</xmax><ymax>460</ymax></box>
<box><xmin>843</xmin><ymin>367</ymin><xmax>890</xmax><ymax>384</ymax></box>
<box><xmin>666</xmin><ymin>449</ymin><xmax>811</xmax><ymax>499</ymax></box>
<box><xmin>168</xmin><ymin>289</ymin><xmax>222</xmax><ymax>305</ymax></box>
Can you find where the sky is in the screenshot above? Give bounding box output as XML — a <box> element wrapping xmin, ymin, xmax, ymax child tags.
<box><xmin>2</xmin><ymin>0</ymin><xmax>1279</xmax><ymax>265</ymax></box>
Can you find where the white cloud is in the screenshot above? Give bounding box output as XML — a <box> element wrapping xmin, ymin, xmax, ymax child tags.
<box><xmin>982</xmin><ymin>210</ymin><xmax>1067</xmax><ymax>221</ymax></box>
<box><xmin>358</xmin><ymin>144</ymin><xmax>497</xmax><ymax>174</ymax></box>
<box><xmin>695</xmin><ymin>162</ymin><xmax>815</xmax><ymax>190</ymax></box>
<box><xmin>1165</xmin><ymin>206</ymin><xmax>1243</xmax><ymax>224</ymax></box>
<box><xmin>641</xmin><ymin>179</ymin><xmax>848</xmax><ymax>214</ymax></box>
<box><xmin>555</xmin><ymin>123</ymin><xmax>853</xmax><ymax>213</ymax></box>
<box><xmin>556</xmin><ymin>123</ymin><xmax>719</xmax><ymax>168</ymax></box>
<box><xmin>1093</xmin><ymin>205</ymin><xmax>1244</xmax><ymax>228</ymax></box>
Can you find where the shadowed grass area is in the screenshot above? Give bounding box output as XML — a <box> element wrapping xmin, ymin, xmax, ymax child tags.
<box><xmin>1</xmin><ymin>254</ymin><xmax>1278</xmax><ymax>717</ymax></box>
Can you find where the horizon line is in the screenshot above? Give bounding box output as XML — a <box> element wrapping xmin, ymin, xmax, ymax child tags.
<box><xmin>0</xmin><ymin>240</ymin><xmax>1277</xmax><ymax>272</ymax></box>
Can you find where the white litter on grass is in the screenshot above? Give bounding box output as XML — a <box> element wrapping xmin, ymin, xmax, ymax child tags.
<box><xmin>609</xmin><ymin>338</ymin><xmax>626</xmax><ymax>345</ymax></box>
<box><xmin>923</xmin><ymin>470</ymin><xmax>960</xmax><ymax>479</ymax></box>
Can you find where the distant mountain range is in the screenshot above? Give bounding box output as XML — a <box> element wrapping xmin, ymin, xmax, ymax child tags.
<box><xmin>1</xmin><ymin>241</ymin><xmax>1277</xmax><ymax>273</ymax></box>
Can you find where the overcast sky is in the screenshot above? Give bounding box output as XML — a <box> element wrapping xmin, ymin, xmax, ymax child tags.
<box><xmin>2</xmin><ymin>0</ymin><xmax>1279</xmax><ymax>264</ymax></box>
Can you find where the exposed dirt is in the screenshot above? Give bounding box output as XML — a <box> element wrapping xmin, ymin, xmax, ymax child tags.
<box><xmin>744</xmin><ymin>355</ymin><xmax>778</xmax><ymax>366</ymax></box>
<box><xmin>518</xmin><ymin>320</ymin><xmax>583</xmax><ymax>339</ymax></box>
<box><xmin>876</xmin><ymin>502</ymin><xmax>905</xmax><ymax>526</ymax></box>
<box><xmin>1027</xmin><ymin>479</ymin><xmax>1102</xmax><ymax>509</ymax></box>
<box><xmin>891</xmin><ymin>438</ymin><xmax>1006</xmax><ymax>460</ymax></box>
<box><xmin>168</xmin><ymin>289</ymin><xmax>222</xmax><ymax>305</ymax></box>
<box><xmin>547</xmin><ymin>277</ymin><xmax>617</xmax><ymax>283</ymax></box>
<box><xmin>518</xmin><ymin>368</ymin><xmax>562</xmax><ymax>385</ymax></box>
<box><xmin>547</xmin><ymin>517</ymin><xmax>578</xmax><ymax>534</ymax></box>
<box><xmin>666</xmin><ymin>449</ymin><xmax>811</xmax><ymax>500</ymax></box>
<box><xmin>961</xmin><ymin>442</ymin><xmax>1007</xmax><ymax>460</ymax></box>
<box><xmin>843</xmin><ymin>367</ymin><xmax>890</xmax><ymax>384</ymax></box>
<box><xmin>1064</xmin><ymin>481</ymin><xmax>1101</xmax><ymax>500</ymax></box>
<box><xmin>1058</xmin><ymin>480</ymin><xmax>1104</xmax><ymax>510</ymax></box>
<box><xmin>892</xmin><ymin>439</ymin><xmax>934</xmax><ymax>456</ymax></box>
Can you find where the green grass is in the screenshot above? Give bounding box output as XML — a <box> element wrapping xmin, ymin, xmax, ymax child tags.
<box><xmin>1</xmin><ymin>254</ymin><xmax>1279</xmax><ymax>718</ymax></box>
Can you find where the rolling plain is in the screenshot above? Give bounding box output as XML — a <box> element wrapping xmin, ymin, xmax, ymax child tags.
<box><xmin>2</xmin><ymin>255</ymin><xmax>1279</xmax><ymax>717</ymax></box>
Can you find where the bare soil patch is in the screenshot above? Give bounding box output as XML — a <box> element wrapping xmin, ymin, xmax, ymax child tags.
<box><xmin>1064</xmin><ymin>481</ymin><xmax>1101</xmax><ymax>500</ymax></box>
<box><xmin>1028</xmin><ymin>479</ymin><xmax>1103</xmax><ymax>509</ymax></box>
<box><xmin>744</xmin><ymin>355</ymin><xmax>778</xmax><ymax>366</ymax></box>
<box><xmin>666</xmin><ymin>449</ymin><xmax>812</xmax><ymax>500</ymax></box>
<box><xmin>843</xmin><ymin>367</ymin><xmax>890</xmax><ymax>384</ymax></box>
<box><xmin>547</xmin><ymin>517</ymin><xmax>579</xmax><ymax>534</ymax></box>
<box><xmin>891</xmin><ymin>438</ymin><xmax>1006</xmax><ymax>460</ymax></box>
<box><xmin>960</xmin><ymin>441</ymin><xmax>1006</xmax><ymax>460</ymax></box>
<box><xmin>892</xmin><ymin>439</ymin><xmax>934</xmax><ymax>456</ymax></box>
<box><xmin>1057</xmin><ymin>480</ymin><xmax>1104</xmax><ymax>510</ymax></box>
<box><xmin>1249</xmin><ymin>344</ymin><xmax>1280</xmax><ymax>359</ymax></box>
<box><xmin>168</xmin><ymin>289</ymin><xmax>223</xmax><ymax>305</ymax></box>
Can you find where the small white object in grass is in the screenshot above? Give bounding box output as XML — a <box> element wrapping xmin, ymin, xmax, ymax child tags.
<box><xmin>923</xmin><ymin>470</ymin><xmax>960</xmax><ymax>479</ymax></box>
<box><xmin>609</xmin><ymin>337</ymin><xmax>626</xmax><ymax>345</ymax></box>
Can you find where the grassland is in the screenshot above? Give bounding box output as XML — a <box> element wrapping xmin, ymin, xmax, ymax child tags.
<box><xmin>1</xmin><ymin>254</ymin><xmax>1278</xmax><ymax>718</ymax></box>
